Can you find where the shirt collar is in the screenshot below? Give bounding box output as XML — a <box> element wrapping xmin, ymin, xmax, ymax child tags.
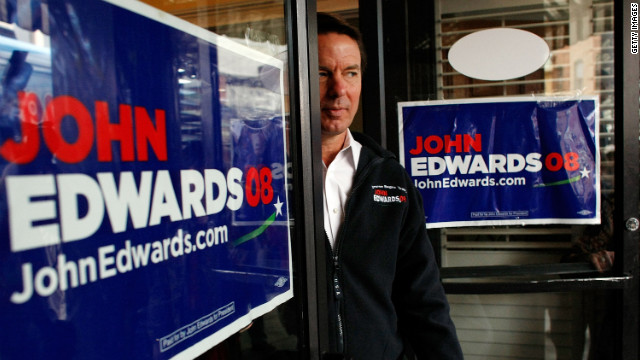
<box><xmin>344</xmin><ymin>129</ymin><xmax>362</xmax><ymax>169</ymax></box>
<box><xmin>322</xmin><ymin>129</ymin><xmax>362</xmax><ymax>170</ymax></box>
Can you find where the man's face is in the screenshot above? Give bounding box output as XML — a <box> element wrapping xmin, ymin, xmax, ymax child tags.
<box><xmin>318</xmin><ymin>32</ymin><xmax>362</xmax><ymax>137</ymax></box>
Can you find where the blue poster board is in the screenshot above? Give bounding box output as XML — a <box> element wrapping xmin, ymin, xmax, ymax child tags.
<box><xmin>0</xmin><ymin>1</ymin><xmax>292</xmax><ymax>359</ymax></box>
<box><xmin>398</xmin><ymin>97</ymin><xmax>600</xmax><ymax>228</ymax></box>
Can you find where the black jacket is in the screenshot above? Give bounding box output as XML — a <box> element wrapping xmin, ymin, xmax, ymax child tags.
<box><xmin>326</xmin><ymin>132</ymin><xmax>463</xmax><ymax>359</ymax></box>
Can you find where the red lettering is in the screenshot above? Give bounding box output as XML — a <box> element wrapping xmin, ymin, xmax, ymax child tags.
<box><xmin>409</xmin><ymin>136</ymin><xmax>423</xmax><ymax>155</ymax></box>
<box><xmin>564</xmin><ymin>152</ymin><xmax>579</xmax><ymax>171</ymax></box>
<box><xmin>412</xmin><ymin>134</ymin><xmax>482</xmax><ymax>155</ymax></box>
<box><xmin>96</xmin><ymin>102</ymin><xmax>135</xmax><ymax>162</ymax></box>
<box><xmin>259</xmin><ymin>167</ymin><xmax>273</xmax><ymax>204</ymax></box>
<box><xmin>545</xmin><ymin>152</ymin><xmax>563</xmax><ymax>171</ymax></box>
<box><xmin>246</xmin><ymin>167</ymin><xmax>260</xmax><ymax>207</ymax></box>
<box><xmin>245</xmin><ymin>167</ymin><xmax>274</xmax><ymax>207</ymax></box>
<box><xmin>424</xmin><ymin>135</ymin><xmax>443</xmax><ymax>154</ymax></box>
<box><xmin>42</xmin><ymin>95</ymin><xmax>94</xmax><ymax>163</ymax></box>
<box><xmin>135</xmin><ymin>107</ymin><xmax>167</xmax><ymax>161</ymax></box>
<box><xmin>466</xmin><ymin>134</ymin><xmax>482</xmax><ymax>152</ymax></box>
<box><xmin>444</xmin><ymin>134</ymin><xmax>482</xmax><ymax>153</ymax></box>
<box><xmin>374</xmin><ymin>189</ymin><xmax>388</xmax><ymax>195</ymax></box>
<box><xmin>0</xmin><ymin>91</ymin><xmax>41</xmax><ymax>164</ymax></box>
<box><xmin>445</xmin><ymin>134</ymin><xmax>463</xmax><ymax>153</ymax></box>
<box><xmin>0</xmin><ymin>92</ymin><xmax>168</xmax><ymax>164</ymax></box>
<box><xmin>544</xmin><ymin>152</ymin><xmax>580</xmax><ymax>172</ymax></box>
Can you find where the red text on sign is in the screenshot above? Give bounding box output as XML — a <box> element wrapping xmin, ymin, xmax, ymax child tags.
<box><xmin>0</xmin><ymin>91</ymin><xmax>167</xmax><ymax>164</ymax></box>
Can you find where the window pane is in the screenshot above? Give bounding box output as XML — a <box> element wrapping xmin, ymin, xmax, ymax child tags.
<box><xmin>448</xmin><ymin>291</ymin><xmax>615</xmax><ymax>359</ymax></box>
<box><xmin>139</xmin><ymin>1</ymin><xmax>301</xmax><ymax>358</ymax></box>
<box><xmin>436</xmin><ymin>0</ymin><xmax>614</xmax><ymax>266</ymax></box>
<box><xmin>434</xmin><ymin>1</ymin><xmax>617</xmax><ymax>359</ymax></box>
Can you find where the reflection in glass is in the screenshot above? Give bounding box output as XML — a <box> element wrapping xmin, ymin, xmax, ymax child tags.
<box><xmin>436</xmin><ymin>1</ymin><xmax>616</xmax><ymax>359</ymax></box>
<box><xmin>141</xmin><ymin>1</ymin><xmax>299</xmax><ymax>359</ymax></box>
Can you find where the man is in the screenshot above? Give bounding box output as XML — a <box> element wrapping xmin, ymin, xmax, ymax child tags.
<box><xmin>318</xmin><ymin>13</ymin><xmax>463</xmax><ymax>359</ymax></box>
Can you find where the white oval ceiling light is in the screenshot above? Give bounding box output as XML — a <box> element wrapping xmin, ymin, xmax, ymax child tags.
<box><xmin>448</xmin><ymin>28</ymin><xmax>550</xmax><ymax>81</ymax></box>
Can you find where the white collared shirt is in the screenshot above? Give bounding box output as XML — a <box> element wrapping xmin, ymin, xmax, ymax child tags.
<box><xmin>323</xmin><ymin>130</ymin><xmax>362</xmax><ymax>248</ymax></box>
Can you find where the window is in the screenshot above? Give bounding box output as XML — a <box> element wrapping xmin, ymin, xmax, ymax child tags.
<box><xmin>435</xmin><ymin>0</ymin><xmax>615</xmax><ymax>267</ymax></box>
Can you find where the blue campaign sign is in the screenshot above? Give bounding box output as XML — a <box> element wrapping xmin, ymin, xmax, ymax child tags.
<box><xmin>0</xmin><ymin>1</ymin><xmax>292</xmax><ymax>359</ymax></box>
<box><xmin>398</xmin><ymin>97</ymin><xmax>600</xmax><ymax>228</ymax></box>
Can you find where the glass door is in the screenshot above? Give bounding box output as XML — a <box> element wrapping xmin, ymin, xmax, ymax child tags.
<box><xmin>139</xmin><ymin>1</ymin><xmax>319</xmax><ymax>358</ymax></box>
<box><xmin>362</xmin><ymin>0</ymin><xmax>639</xmax><ymax>358</ymax></box>
<box><xmin>0</xmin><ymin>0</ymin><xmax>322</xmax><ymax>359</ymax></box>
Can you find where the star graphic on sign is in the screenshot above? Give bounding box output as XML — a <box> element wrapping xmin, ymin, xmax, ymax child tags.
<box><xmin>580</xmin><ymin>167</ymin><xmax>590</xmax><ymax>178</ymax></box>
<box><xmin>274</xmin><ymin>196</ymin><xmax>284</xmax><ymax>217</ymax></box>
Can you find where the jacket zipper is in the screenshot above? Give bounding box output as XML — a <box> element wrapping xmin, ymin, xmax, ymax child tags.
<box><xmin>330</xmin><ymin>156</ymin><xmax>384</xmax><ymax>354</ymax></box>
<box><xmin>333</xmin><ymin>255</ymin><xmax>344</xmax><ymax>353</ymax></box>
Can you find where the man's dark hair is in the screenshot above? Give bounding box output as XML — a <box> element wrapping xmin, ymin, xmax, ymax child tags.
<box><xmin>317</xmin><ymin>12</ymin><xmax>367</xmax><ymax>73</ymax></box>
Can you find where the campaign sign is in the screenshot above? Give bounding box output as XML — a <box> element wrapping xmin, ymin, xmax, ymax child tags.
<box><xmin>398</xmin><ymin>97</ymin><xmax>600</xmax><ymax>228</ymax></box>
<box><xmin>0</xmin><ymin>1</ymin><xmax>292</xmax><ymax>359</ymax></box>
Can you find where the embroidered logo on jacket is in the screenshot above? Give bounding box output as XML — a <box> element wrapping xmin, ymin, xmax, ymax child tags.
<box><xmin>372</xmin><ymin>185</ymin><xmax>408</xmax><ymax>204</ymax></box>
